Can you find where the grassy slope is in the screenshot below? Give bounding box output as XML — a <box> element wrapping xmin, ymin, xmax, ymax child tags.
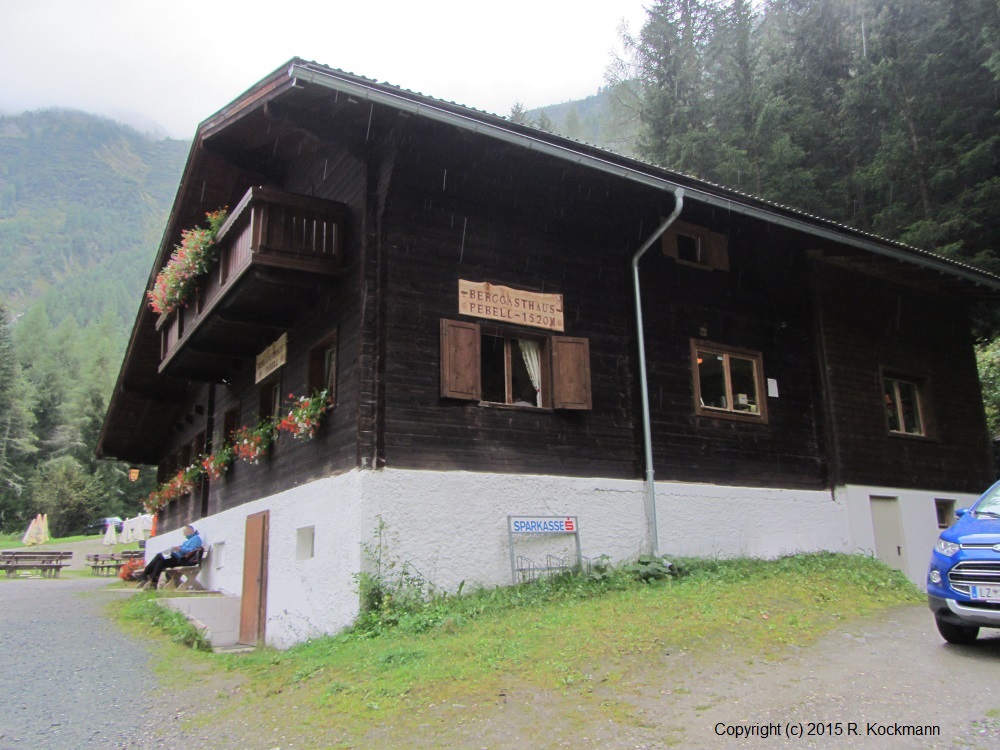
<box><xmin>114</xmin><ymin>552</ymin><xmax>922</xmax><ymax>748</ymax></box>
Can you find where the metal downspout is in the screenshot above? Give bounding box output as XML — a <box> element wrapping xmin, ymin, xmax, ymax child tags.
<box><xmin>631</xmin><ymin>189</ymin><xmax>684</xmax><ymax>556</ymax></box>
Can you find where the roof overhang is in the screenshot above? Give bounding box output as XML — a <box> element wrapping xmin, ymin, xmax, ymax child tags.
<box><xmin>287</xmin><ymin>60</ymin><xmax>1000</xmax><ymax>297</ymax></box>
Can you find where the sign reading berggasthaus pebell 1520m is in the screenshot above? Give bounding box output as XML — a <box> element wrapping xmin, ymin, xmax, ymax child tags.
<box><xmin>255</xmin><ymin>333</ymin><xmax>287</xmax><ymax>383</ymax></box>
<box><xmin>458</xmin><ymin>280</ymin><xmax>564</xmax><ymax>331</ymax></box>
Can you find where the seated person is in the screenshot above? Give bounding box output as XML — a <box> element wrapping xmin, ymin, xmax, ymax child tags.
<box><xmin>137</xmin><ymin>524</ymin><xmax>203</xmax><ymax>589</ymax></box>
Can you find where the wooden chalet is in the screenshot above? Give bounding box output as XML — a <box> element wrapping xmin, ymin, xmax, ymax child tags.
<box><xmin>98</xmin><ymin>59</ymin><xmax>1000</xmax><ymax>647</ymax></box>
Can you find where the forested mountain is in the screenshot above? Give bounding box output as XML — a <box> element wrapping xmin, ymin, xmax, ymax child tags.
<box><xmin>0</xmin><ymin>109</ymin><xmax>189</xmax><ymax>329</ymax></box>
<box><xmin>0</xmin><ymin>110</ymin><xmax>186</xmax><ymax>534</ymax></box>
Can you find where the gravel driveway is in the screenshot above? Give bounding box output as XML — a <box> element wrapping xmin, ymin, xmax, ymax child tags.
<box><xmin>0</xmin><ymin>577</ymin><xmax>160</xmax><ymax>750</ymax></box>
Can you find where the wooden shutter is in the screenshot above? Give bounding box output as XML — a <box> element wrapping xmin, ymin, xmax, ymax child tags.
<box><xmin>551</xmin><ymin>336</ymin><xmax>592</xmax><ymax>410</ymax></box>
<box><xmin>704</xmin><ymin>229</ymin><xmax>729</xmax><ymax>271</ymax></box>
<box><xmin>440</xmin><ymin>319</ymin><xmax>481</xmax><ymax>400</ymax></box>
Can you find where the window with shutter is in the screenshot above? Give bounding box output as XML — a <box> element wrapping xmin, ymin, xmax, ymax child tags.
<box><xmin>440</xmin><ymin>319</ymin><xmax>591</xmax><ymax>410</ymax></box>
<box><xmin>663</xmin><ymin>221</ymin><xmax>729</xmax><ymax>272</ymax></box>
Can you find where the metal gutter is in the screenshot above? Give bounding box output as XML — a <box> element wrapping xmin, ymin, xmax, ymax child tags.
<box><xmin>288</xmin><ymin>63</ymin><xmax>1000</xmax><ymax>293</ymax></box>
<box><xmin>631</xmin><ymin>190</ymin><xmax>685</xmax><ymax>557</ymax></box>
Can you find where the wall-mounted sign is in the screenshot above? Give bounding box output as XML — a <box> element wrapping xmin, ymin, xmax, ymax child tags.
<box><xmin>508</xmin><ymin>516</ymin><xmax>577</xmax><ymax>533</ymax></box>
<box><xmin>459</xmin><ymin>280</ymin><xmax>564</xmax><ymax>331</ymax></box>
<box><xmin>255</xmin><ymin>333</ymin><xmax>288</xmax><ymax>383</ymax></box>
<box><xmin>507</xmin><ymin>515</ymin><xmax>582</xmax><ymax>584</ymax></box>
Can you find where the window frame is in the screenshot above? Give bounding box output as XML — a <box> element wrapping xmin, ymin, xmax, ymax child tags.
<box><xmin>259</xmin><ymin>376</ymin><xmax>282</xmax><ymax>422</ymax></box>
<box><xmin>691</xmin><ymin>339</ymin><xmax>768</xmax><ymax>423</ymax></box>
<box><xmin>308</xmin><ymin>329</ymin><xmax>339</xmax><ymax>407</ymax></box>
<box><xmin>222</xmin><ymin>404</ymin><xmax>241</xmax><ymax>445</ymax></box>
<box><xmin>881</xmin><ymin>371</ymin><xmax>928</xmax><ymax>437</ymax></box>
<box><xmin>480</xmin><ymin>328</ymin><xmax>551</xmax><ymax>408</ymax></box>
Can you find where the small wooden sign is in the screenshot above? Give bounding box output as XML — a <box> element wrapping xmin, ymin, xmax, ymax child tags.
<box><xmin>255</xmin><ymin>333</ymin><xmax>288</xmax><ymax>383</ymax></box>
<box><xmin>459</xmin><ymin>280</ymin><xmax>564</xmax><ymax>331</ymax></box>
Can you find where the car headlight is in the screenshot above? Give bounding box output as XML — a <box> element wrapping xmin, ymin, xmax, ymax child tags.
<box><xmin>935</xmin><ymin>538</ymin><xmax>960</xmax><ymax>557</ymax></box>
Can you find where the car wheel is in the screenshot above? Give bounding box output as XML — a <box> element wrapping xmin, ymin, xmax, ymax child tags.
<box><xmin>935</xmin><ymin>615</ymin><xmax>979</xmax><ymax>645</ymax></box>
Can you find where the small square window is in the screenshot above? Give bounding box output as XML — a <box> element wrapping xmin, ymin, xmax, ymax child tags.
<box><xmin>692</xmin><ymin>340</ymin><xmax>766</xmax><ymax>422</ymax></box>
<box><xmin>296</xmin><ymin>526</ymin><xmax>315</xmax><ymax>561</ymax></box>
<box><xmin>663</xmin><ymin>221</ymin><xmax>729</xmax><ymax>271</ymax></box>
<box><xmin>677</xmin><ymin>233</ymin><xmax>701</xmax><ymax>264</ymax></box>
<box><xmin>935</xmin><ymin>499</ymin><xmax>956</xmax><ymax>529</ymax></box>
<box><xmin>883</xmin><ymin>374</ymin><xmax>925</xmax><ymax>436</ymax></box>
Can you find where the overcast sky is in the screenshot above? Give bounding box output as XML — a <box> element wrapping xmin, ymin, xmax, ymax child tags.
<box><xmin>1</xmin><ymin>0</ymin><xmax>649</xmax><ymax>139</ymax></box>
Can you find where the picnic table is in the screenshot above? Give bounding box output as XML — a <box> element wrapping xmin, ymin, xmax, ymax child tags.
<box><xmin>1</xmin><ymin>550</ymin><xmax>73</xmax><ymax>578</ymax></box>
<box><xmin>85</xmin><ymin>550</ymin><xmax>145</xmax><ymax>576</ymax></box>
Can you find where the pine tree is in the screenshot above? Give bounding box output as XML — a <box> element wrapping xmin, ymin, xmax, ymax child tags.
<box><xmin>0</xmin><ymin>304</ymin><xmax>38</xmax><ymax>530</ymax></box>
<box><xmin>509</xmin><ymin>102</ymin><xmax>530</xmax><ymax>125</ymax></box>
<box><xmin>633</xmin><ymin>0</ymin><xmax>723</xmax><ymax>177</ymax></box>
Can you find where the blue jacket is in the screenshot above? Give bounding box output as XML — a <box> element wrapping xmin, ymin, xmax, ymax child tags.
<box><xmin>174</xmin><ymin>532</ymin><xmax>203</xmax><ymax>560</ymax></box>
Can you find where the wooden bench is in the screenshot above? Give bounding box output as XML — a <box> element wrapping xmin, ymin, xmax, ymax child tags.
<box><xmin>161</xmin><ymin>547</ymin><xmax>209</xmax><ymax>591</ymax></box>
<box><xmin>1</xmin><ymin>550</ymin><xmax>73</xmax><ymax>578</ymax></box>
<box><xmin>85</xmin><ymin>553</ymin><xmax>124</xmax><ymax>575</ymax></box>
<box><xmin>86</xmin><ymin>550</ymin><xmax>147</xmax><ymax>575</ymax></box>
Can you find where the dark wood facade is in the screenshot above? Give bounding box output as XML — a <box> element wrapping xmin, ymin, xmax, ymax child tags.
<box><xmin>99</xmin><ymin>60</ymin><xmax>1000</xmax><ymax>533</ymax></box>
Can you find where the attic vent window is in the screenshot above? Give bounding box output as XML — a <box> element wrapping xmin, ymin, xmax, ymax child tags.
<box><xmin>677</xmin><ymin>233</ymin><xmax>701</xmax><ymax>264</ymax></box>
<box><xmin>663</xmin><ymin>221</ymin><xmax>729</xmax><ymax>272</ymax></box>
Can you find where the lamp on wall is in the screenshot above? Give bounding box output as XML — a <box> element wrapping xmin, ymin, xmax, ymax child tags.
<box><xmin>128</xmin><ymin>467</ymin><xmax>140</xmax><ymax>482</ymax></box>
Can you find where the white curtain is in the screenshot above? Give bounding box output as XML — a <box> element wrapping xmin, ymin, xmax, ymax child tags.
<box><xmin>517</xmin><ymin>339</ymin><xmax>542</xmax><ymax>406</ymax></box>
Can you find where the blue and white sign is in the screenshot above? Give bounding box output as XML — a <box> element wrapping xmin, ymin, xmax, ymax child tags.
<box><xmin>509</xmin><ymin>516</ymin><xmax>577</xmax><ymax>533</ymax></box>
<box><xmin>507</xmin><ymin>515</ymin><xmax>582</xmax><ymax>584</ymax></box>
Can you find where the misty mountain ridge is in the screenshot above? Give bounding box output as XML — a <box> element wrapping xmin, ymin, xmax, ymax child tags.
<box><xmin>0</xmin><ymin>108</ymin><xmax>188</xmax><ymax>335</ymax></box>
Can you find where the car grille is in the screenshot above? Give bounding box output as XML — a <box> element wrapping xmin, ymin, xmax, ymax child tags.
<box><xmin>948</xmin><ymin>560</ymin><xmax>1000</xmax><ymax>595</ymax></box>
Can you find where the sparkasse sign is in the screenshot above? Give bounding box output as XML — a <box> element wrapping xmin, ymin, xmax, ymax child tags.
<box><xmin>508</xmin><ymin>516</ymin><xmax>577</xmax><ymax>533</ymax></box>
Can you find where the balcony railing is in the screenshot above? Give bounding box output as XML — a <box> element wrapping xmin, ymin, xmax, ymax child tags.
<box><xmin>156</xmin><ymin>186</ymin><xmax>348</xmax><ymax>380</ymax></box>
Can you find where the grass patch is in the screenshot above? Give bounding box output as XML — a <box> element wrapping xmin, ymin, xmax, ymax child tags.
<box><xmin>112</xmin><ymin>552</ymin><xmax>921</xmax><ymax>747</ymax></box>
<box><xmin>0</xmin><ymin>533</ymin><xmax>101</xmax><ymax>548</ymax></box>
<box><xmin>117</xmin><ymin>591</ymin><xmax>211</xmax><ymax>651</ymax></box>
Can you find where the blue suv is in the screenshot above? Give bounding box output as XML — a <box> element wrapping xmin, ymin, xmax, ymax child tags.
<box><xmin>927</xmin><ymin>481</ymin><xmax>1000</xmax><ymax>644</ymax></box>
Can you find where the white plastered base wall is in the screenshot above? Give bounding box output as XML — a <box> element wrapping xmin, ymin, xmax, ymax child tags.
<box><xmin>147</xmin><ymin>469</ymin><xmax>854</xmax><ymax>649</ymax></box>
<box><xmin>838</xmin><ymin>484</ymin><xmax>981</xmax><ymax>591</ymax></box>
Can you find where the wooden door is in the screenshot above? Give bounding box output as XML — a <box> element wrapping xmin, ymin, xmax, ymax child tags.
<box><xmin>869</xmin><ymin>496</ymin><xmax>905</xmax><ymax>572</ymax></box>
<box><xmin>239</xmin><ymin>510</ymin><xmax>269</xmax><ymax>645</ymax></box>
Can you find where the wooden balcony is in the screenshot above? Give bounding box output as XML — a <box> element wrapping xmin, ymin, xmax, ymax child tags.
<box><xmin>157</xmin><ymin>186</ymin><xmax>348</xmax><ymax>381</ymax></box>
